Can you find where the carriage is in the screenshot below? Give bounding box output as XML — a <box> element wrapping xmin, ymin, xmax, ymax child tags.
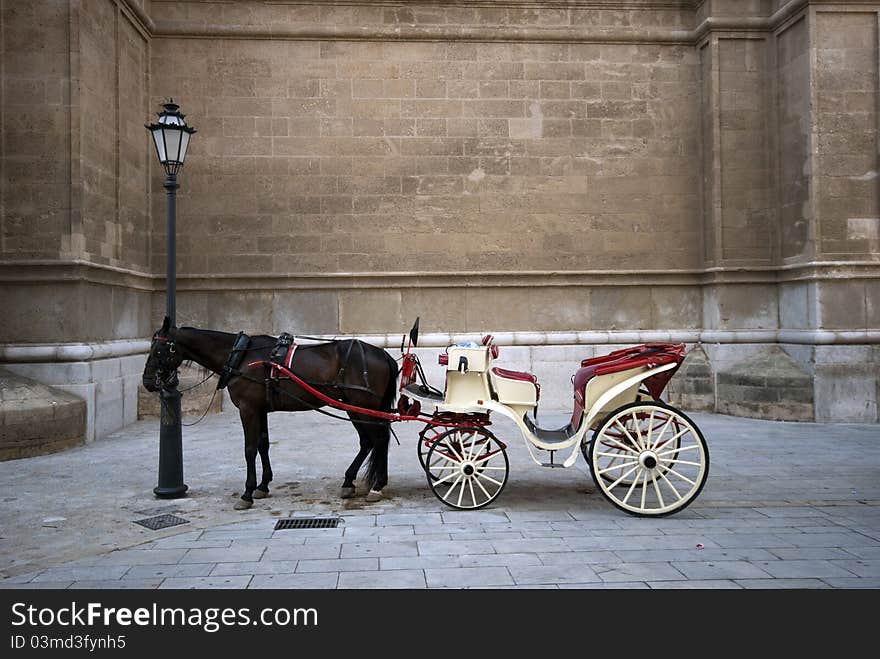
<box><xmin>395</xmin><ymin>322</ymin><xmax>709</xmax><ymax>516</ymax></box>
<box><xmin>145</xmin><ymin>318</ymin><xmax>709</xmax><ymax>516</ymax></box>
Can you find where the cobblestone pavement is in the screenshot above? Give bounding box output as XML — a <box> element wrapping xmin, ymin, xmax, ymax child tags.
<box><xmin>1</xmin><ymin>409</ymin><xmax>878</xmax><ymax>589</ymax></box>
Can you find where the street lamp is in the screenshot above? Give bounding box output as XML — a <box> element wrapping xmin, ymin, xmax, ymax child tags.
<box><xmin>146</xmin><ymin>99</ymin><xmax>196</xmax><ymax>498</ymax></box>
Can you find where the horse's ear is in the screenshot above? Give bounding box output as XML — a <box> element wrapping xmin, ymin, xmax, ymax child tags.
<box><xmin>161</xmin><ymin>316</ymin><xmax>170</xmax><ymax>333</ymax></box>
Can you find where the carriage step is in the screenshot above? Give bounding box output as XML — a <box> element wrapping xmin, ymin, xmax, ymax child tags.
<box><xmin>540</xmin><ymin>462</ymin><xmax>566</xmax><ymax>469</ymax></box>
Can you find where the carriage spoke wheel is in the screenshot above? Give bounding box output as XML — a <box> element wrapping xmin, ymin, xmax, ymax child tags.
<box><xmin>425</xmin><ymin>426</ymin><xmax>509</xmax><ymax>510</ymax></box>
<box><xmin>588</xmin><ymin>402</ymin><xmax>709</xmax><ymax>517</ymax></box>
<box><xmin>417</xmin><ymin>424</ymin><xmax>447</xmax><ymax>480</ymax></box>
<box><xmin>582</xmin><ymin>407</ymin><xmax>681</xmax><ymax>488</ymax></box>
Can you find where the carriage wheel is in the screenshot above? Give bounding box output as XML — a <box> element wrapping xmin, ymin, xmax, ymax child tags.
<box><xmin>587</xmin><ymin>402</ymin><xmax>708</xmax><ymax>517</ymax></box>
<box><xmin>425</xmin><ymin>427</ymin><xmax>509</xmax><ymax>510</ymax></box>
<box><xmin>417</xmin><ymin>423</ymin><xmax>446</xmax><ymax>480</ymax></box>
<box><xmin>581</xmin><ymin>407</ymin><xmax>681</xmax><ymax>488</ymax></box>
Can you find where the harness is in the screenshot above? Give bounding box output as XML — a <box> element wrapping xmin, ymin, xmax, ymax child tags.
<box><xmin>217</xmin><ymin>331</ymin><xmax>252</xmax><ymax>390</ymax></box>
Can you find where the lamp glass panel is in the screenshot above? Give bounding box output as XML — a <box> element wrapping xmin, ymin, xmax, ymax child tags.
<box><xmin>151</xmin><ymin>128</ymin><xmax>167</xmax><ymax>162</ymax></box>
<box><xmin>164</xmin><ymin>128</ymin><xmax>182</xmax><ymax>163</ymax></box>
<box><xmin>178</xmin><ymin>131</ymin><xmax>191</xmax><ymax>164</ymax></box>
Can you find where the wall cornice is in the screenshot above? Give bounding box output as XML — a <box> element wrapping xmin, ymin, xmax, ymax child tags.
<box><xmin>120</xmin><ymin>0</ymin><xmax>877</xmax><ymax>44</ymax></box>
<box><xmin>2</xmin><ymin>259</ymin><xmax>878</xmax><ymax>290</ymax></box>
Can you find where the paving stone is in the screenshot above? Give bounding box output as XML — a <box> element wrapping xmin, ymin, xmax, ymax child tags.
<box><xmin>710</xmin><ymin>534</ymin><xmax>799</xmax><ymax>548</ymax></box>
<box><xmin>124</xmin><ymin>564</ymin><xmax>215</xmax><ymax>579</ymax></box>
<box><xmin>538</xmin><ymin>551</ymin><xmax>619</xmax><ymax>565</ymax></box>
<box><xmin>754</xmin><ymin>507</ymin><xmax>831</xmax><ymax>518</ymax></box>
<box><xmin>492</xmin><ymin>537</ymin><xmax>569</xmax><ymax>553</ymax></box>
<box><xmin>210</xmin><ymin>561</ymin><xmax>299</xmax><ymax>576</ymax></box>
<box><xmin>613</xmin><ymin>547</ymin><xmax>777</xmax><ymax>563</ymax></box>
<box><xmin>180</xmin><ymin>546</ymin><xmax>265</xmax><ymax>564</ymax></box>
<box><xmin>382</xmin><ymin>533</ymin><xmax>450</xmax><ymax>543</ymax></box>
<box><xmin>820</xmin><ymin>577</ymin><xmax>880</xmax><ymax>588</ymax></box>
<box><xmin>33</xmin><ymin>566</ymin><xmax>130</xmax><ymax>582</ymax></box>
<box><xmin>249</xmin><ymin>573</ymin><xmax>338</xmax><ymax>589</ymax></box>
<box><xmin>418</xmin><ymin>540</ymin><xmax>495</xmax><ymax>555</ymax></box>
<box><xmin>449</xmin><ymin>532</ymin><xmax>524</xmax><ymax>541</ymax></box>
<box><xmin>593</xmin><ymin>562</ymin><xmax>686</xmax><ymax>582</ymax></box>
<box><xmin>441</xmin><ymin>510</ymin><xmax>510</xmax><ymax>524</ymax></box>
<box><xmin>837</xmin><ymin>546</ymin><xmax>880</xmax><ymax>560</ymax></box>
<box><xmin>338</xmin><ymin>569</ymin><xmax>426</xmax><ymax>589</ymax></box>
<box><xmin>767</xmin><ymin>547</ymin><xmax>857</xmax><ymax>560</ymax></box>
<box><xmin>460</xmin><ymin>553</ymin><xmax>543</xmax><ymax>568</ymax></box>
<box><xmin>753</xmin><ymin>560</ymin><xmax>858</xmax><ymax>579</ymax></box>
<box><xmin>735</xmin><ymin>579</ymin><xmax>832</xmax><ymax>589</ymax></box>
<box><xmin>376</xmin><ymin>513</ymin><xmax>442</xmax><ymax>526</ymax></box>
<box><xmin>557</xmin><ymin>582</ymin><xmax>649</xmax><ymax>589</ymax></box>
<box><xmin>509</xmin><ymin>564</ymin><xmax>600</xmax><ymax>585</ymax></box>
<box><xmin>340</xmin><ymin>515</ymin><xmax>376</xmax><ymax>527</ymax></box>
<box><xmin>827</xmin><ymin>560</ymin><xmax>880</xmax><ymax>577</ymax></box>
<box><xmin>343</xmin><ymin>525</ymin><xmax>414</xmax><ymax>537</ymax></box>
<box><xmin>647</xmin><ymin>579</ymin><xmax>742</xmax><ymax>589</ymax></box>
<box><xmin>341</xmin><ymin>542</ymin><xmax>419</xmax><ymax>558</ymax></box>
<box><xmin>261</xmin><ymin>545</ymin><xmax>342</xmax><ymax>561</ymax></box>
<box><xmin>305</xmin><ymin>536</ymin><xmax>377</xmax><ymax>546</ymax></box>
<box><xmin>159</xmin><ymin>576</ymin><xmax>252</xmax><ymax>589</ymax></box>
<box><xmin>566</xmin><ymin>534</ymin><xmax>719</xmax><ymax>551</ymax></box>
<box><xmin>506</xmin><ymin>511</ymin><xmax>575</xmax><ymax>522</ymax></box>
<box><xmin>772</xmin><ymin>532</ymin><xmax>880</xmax><ymax>548</ymax></box>
<box><xmin>94</xmin><ymin>548</ymin><xmax>189</xmax><ymax>565</ymax></box>
<box><xmin>425</xmin><ymin>566</ymin><xmax>514</xmax><ymax>588</ymax></box>
<box><xmin>671</xmin><ymin>561</ymin><xmax>772</xmax><ymax>580</ymax></box>
<box><xmin>0</xmin><ymin>581</ymin><xmax>74</xmax><ymax>589</ymax></box>
<box><xmin>0</xmin><ymin>570</ymin><xmax>42</xmax><ymax>584</ymax></box>
<box><xmin>297</xmin><ymin>558</ymin><xmax>378</xmax><ymax>573</ymax></box>
<box><xmin>381</xmin><ymin>555</ymin><xmax>466</xmax><ymax>570</ymax></box>
<box><xmin>70</xmin><ymin>579</ymin><xmax>162</xmax><ymax>589</ymax></box>
<box><xmin>486</xmin><ymin>584</ymin><xmax>559</xmax><ymax>589</ymax></box>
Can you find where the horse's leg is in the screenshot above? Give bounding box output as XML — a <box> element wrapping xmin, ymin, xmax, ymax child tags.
<box><xmin>253</xmin><ymin>410</ymin><xmax>272</xmax><ymax>499</ymax></box>
<box><xmin>364</xmin><ymin>423</ymin><xmax>391</xmax><ymax>503</ymax></box>
<box><xmin>234</xmin><ymin>408</ymin><xmax>261</xmax><ymax>510</ymax></box>
<box><xmin>341</xmin><ymin>420</ymin><xmax>373</xmax><ymax>499</ymax></box>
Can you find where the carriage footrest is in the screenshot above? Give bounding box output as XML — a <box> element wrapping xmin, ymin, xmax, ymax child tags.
<box><xmin>540</xmin><ymin>462</ymin><xmax>566</xmax><ymax>469</ymax></box>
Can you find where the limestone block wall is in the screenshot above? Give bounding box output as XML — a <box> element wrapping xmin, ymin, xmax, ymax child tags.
<box><xmin>0</xmin><ymin>1</ymin><xmax>154</xmax><ymax>440</ymax></box>
<box><xmin>1</xmin><ymin>0</ymin><xmax>879</xmax><ymax>436</ymax></box>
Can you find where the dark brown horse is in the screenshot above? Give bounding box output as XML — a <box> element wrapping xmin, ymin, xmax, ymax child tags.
<box><xmin>142</xmin><ymin>318</ymin><xmax>399</xmax><ymax>510</ymax></box>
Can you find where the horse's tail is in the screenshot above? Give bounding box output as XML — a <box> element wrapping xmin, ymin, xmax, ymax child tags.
<box><xmin>365</xmin><ymin>348</ymin><xmax>399</xmax><ymax>491</ymax></box>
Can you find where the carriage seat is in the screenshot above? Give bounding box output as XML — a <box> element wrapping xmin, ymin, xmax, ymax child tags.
<box><xmin>491</xmin><ymin>367</ymin><xmax>537</xmax><ymax>384</ymax></box>
<box><xmin>570</xmin><ymin>343</ymin><xmax>686</xmax><ymax>427</ymax></box>
<box><xmin>490</xmin><ymin>367</ymin><xmax>540</xmax><ymax>406</ymax></box>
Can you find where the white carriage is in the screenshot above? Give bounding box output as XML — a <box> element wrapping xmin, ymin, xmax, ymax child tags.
<box><xmin>397</xmin><ymin>323</ymin><xmax>709</xmax><ymax>516</ymax></box>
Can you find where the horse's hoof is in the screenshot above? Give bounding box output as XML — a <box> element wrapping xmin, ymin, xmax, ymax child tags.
<box><xmin>364</xmin><ymin>489</ymin><xmax>383</xmax><ymax>503</ymax></box>
<box><xmin>340</xmin><ymin>486</ymin><xmax>356</xmax><ymax>499</ymax></box>
<box><xmin>234</xmin><ymin>499</ymin><xmax>253</xmax><ymax>510</ymax></box>
<box><xmin>253</xmin><ymin>489</ymin><xmax>269</xmax><ymax>499</ymax></box>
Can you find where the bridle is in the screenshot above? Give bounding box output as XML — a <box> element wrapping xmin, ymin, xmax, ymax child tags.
<box><xmin>149</xmin><ymin>333</ymin><xmax>180</xmax><ymax>390</ymax></box>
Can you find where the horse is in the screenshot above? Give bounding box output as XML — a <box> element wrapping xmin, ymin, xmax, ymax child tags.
<box><xmin>142</xmin><ymin>317</ymin><xmax>399</xmax><ymax>510</ymax></box>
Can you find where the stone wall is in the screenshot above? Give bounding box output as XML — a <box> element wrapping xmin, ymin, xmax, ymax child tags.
<box><xmin>1</xmin><ymin>0</ymin><xmax>879</xmax><ymax>435</ymax></box>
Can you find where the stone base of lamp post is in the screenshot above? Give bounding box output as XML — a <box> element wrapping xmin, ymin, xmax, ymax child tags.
<box><xmin>154</xmin><ymin>386</ymin><xmax>188</xmax><ymax>498</ymax></box>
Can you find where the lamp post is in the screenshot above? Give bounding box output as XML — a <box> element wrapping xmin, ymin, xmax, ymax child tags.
<box><xmin>146</xmin><ymin>99</ymin><xmax>196</xmax><ymax>498</ymax></box>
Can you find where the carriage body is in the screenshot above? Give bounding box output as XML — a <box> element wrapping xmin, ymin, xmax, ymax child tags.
<box><xmin>407</xmin><ymin>336</ymin><xmax>709</xmax><ymax>517</ymax></box>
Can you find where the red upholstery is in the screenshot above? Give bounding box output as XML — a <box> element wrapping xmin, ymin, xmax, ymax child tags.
<box><xmin>492</xmin><ymin>367</ymin><xmax>537</xmax><ymax>384</ymax></box>
<box><xmin>569</xmin><ymin>343</ymin><xmax>686</xmax><ymax>427</ymax></box>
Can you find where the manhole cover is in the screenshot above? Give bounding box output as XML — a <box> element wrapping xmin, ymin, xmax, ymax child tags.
<box><xmin>134</xmin><ymin>505</ymin><xmax>180</xmax><ymax>516</ymax></box>
<box><xmin>274</xmin><ymin>517</ymin><xmax>340</xmax><ymax>530</ymax></box>
<box><xmin>133</xmin><ymin>514</ymin><xmax>190</xmax><ymax>530</ymax></box>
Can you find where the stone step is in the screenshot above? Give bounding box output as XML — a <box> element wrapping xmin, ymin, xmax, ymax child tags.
<box><xmin>0</xmin><ymin>369</ymin><xmax>86</xmax><ymax>460</ymax></box>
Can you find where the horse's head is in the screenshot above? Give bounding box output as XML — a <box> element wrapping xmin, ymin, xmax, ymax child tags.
<box><xmin>143</xmin><ymin>317</ymin><xmax>184</xmax><ymax>392</ymax></box>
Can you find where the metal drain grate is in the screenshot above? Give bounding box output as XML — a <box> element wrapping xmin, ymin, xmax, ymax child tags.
<box><xmin>133</xmin><ymin>514</ymin><xmax>190</xmax><ymax>530</ymax></box>
<box><xmin>275</xmin><ymin>517</ymin><xmax>340</xmax><ymax>530</ymax></box>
